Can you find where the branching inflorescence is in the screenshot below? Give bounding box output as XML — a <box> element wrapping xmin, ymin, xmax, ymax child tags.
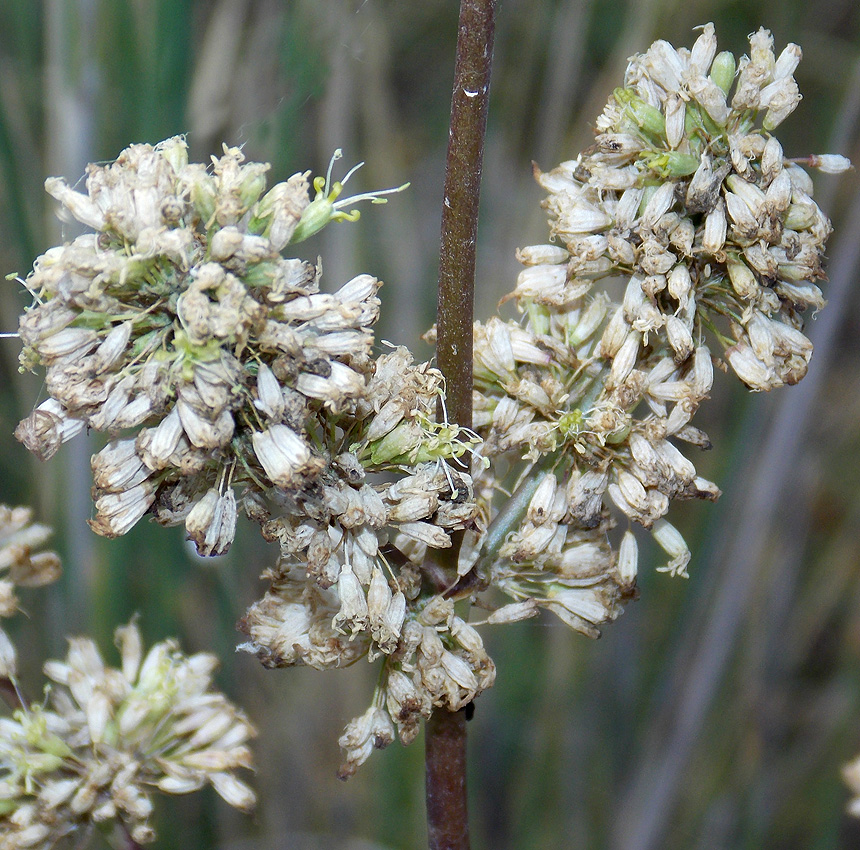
<box><xmin>7</xmin><ymin>22</ymin><xmax>849</xmax><ymax>818</ymax></box>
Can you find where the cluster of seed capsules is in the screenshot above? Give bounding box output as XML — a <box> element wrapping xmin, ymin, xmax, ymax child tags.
<box><xmin>15</xmin><ymin>138</ymin><xmax>394</xmax><ymax>555</ymax></box>
<box><xmin>468</xmin><ymin>24</ymin><xmax>847</xmax><ymax>638</ymax></box>
<box><xmin>0</xmin><ymin>620</ymin><xmax>255</xmax><ymax>848</ymax></box>
<box><xmin>11</xmin><ymin>23</ymin><xmax>849</xmax><ymax>779</ymax></box>
<box><xmin>13</xmin><ymin>138</ymin><xmax>488</xmax><ymax>777</ymax></box>
<box><xmin>0</xmin><ymin>506</ymin><xmax>256</xmax><ymax>847</ymax></box>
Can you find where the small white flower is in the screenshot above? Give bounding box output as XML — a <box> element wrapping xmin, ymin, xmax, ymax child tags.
<box><xmin>808</xmin><ymin>154</ymin><xmax>852</xmax><ymax>174</ymax></box>
<box><xmin>652</xmin><ymin>519</ymin><xmax>691</xmax><ymax>577</ymax></box>
<box><xmin>252</xmin><ymin>425</ymin><xmax>319</xmax><ymax>489</ymax></box>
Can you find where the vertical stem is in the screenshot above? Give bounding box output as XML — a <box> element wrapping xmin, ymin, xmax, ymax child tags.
<box><xmin>426</xmin><ymin>708</ymin><xmax>471</xmax><ymax>850</ymax></box>
<box><xmin>436</xmin><ymin>0</ymin><xmax>497</xmax><ymax>431</ymax></box>
<box><xmin>426</xmin><ymin>2</ymin><xmax>497</xmax><ymax>849</ymax></box>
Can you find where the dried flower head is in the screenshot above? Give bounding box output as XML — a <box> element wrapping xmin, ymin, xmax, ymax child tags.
<box><xmin>14</xmin><ymin>138</ymin><xmax>402</xmax><ymax>556</ymax></box>
<box><xmin>0</xmin><ymin>505</ymin><xmax>61</xmax><ymax>615</ymax></box>
<box><xmin>466</xmin><ymin>23</ymin><xmax>845</xmax><ymax>640</ymax></box>
<box><xmin>0</xmin><ymin>506</ymin><xmax>61</xmax><ymax>680</ymax></box>
<box><xmin>11</xmin><ymin>136</ymin><xmax>489</xmax><ymax>780</ymax></box>
<box><xmin>237</xmin><ymin>348</ymin><xmax>486</xmax><ymax>775</ymax></box>
<box><xmin>0</xmin><ymin>620</ymin><xmax>255</xmax><ymax>847</ymax></box>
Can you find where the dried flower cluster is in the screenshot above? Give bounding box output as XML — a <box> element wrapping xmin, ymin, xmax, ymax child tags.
<box><xmin>0</xmin><ymin>505</ymin><xmax>61</xmax><ymax>676</ymax></box>
<box><xmin>14</xmin><ymin>140</ymin><xmax>487</xmax><ymax>778</ymax></box>
<box><xmin>0</xmin><ymin>620</ymin><xmax>255</xmax><ymax>848</ymax></box>
<box><xmin>11</xmin><ymin>24</ymin><xmax>848</xmax><ymax>784</ymax></box>
<box><xmin>467</xmin><ymin>23</ymin><xmax>847</xmax><ymax>638</ymax></box>
<box><xmin>14</xmin><ymin>138</ymin><xmax>401</xmax><ymax>556</ymax></box>
<box><xmin>236</xmin><ymin>343</ymin><xmax>490</xmax><ymax>778</ymax></box>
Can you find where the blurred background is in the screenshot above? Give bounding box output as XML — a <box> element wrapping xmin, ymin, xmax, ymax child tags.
<box><xmin>1</xmin><ymin>1</ymin><xmax>859</xmax><ymax>848</ymax></box>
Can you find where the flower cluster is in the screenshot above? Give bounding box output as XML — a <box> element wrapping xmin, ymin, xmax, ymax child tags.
<box><xmin>335</xmin><ymin>595</ymin><xmax>494</xmax><ymax>778</ymax></box>
<box><xmin>467</xmin><ymin>24</ymin><xmax>846</xmax><ymax>637</ymax></box>
<box><xmin>539</xmin><ymin>23</ymin><xmax>846</xmax><ymax>392</ymax></box>
<box><xmin>13</xmin><ymin>141</ymin><xmax>488</xmax><ymax>778</ymax></box>
<box><xmin>237</xmin><ymin>345</ymin><xmax>489</xmax><ymax>774</ymax></box>
<box><xmin>10</xmin><ymin>24</ymin><xmax>847</xmax><ymax>784</ymax></box>
<box><xmin>0</xmin><ymin>620</ymin><xmax>255</xmax><ymax>848</ymax></box>
<box><xmin>0</xmin><ymin>505</ymin><xmax>61</xmax><ymax>675</ymax></box>
<box><xmin>15</xmin><ymin>138</ymin><xmax>398</xmax><ymax>555</ymax></box>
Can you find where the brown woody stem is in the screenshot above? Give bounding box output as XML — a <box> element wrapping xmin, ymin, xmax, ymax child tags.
<box><xmin>425</xmin><ymin>708</ymin><xmax>471</xmax><ymax>850</ymax></box>
<box><xmin>436</xmin><ymin>0</ymin><xmax>497</xmax><ymax>432</ymax></box>
<box><xmin>426</xmin><ymin>1</ymin><xmax>497</xmax><ymax>849</ymax></box>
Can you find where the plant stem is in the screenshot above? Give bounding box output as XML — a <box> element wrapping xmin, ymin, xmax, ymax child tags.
<box><xmin>425</xmin><ymin>708</ymin><xmax>471</xmax><ymax>850</ymax></box>
<box><xmin>436</xmin><ymin>0</ymin><xmax>497</xmax><ymax>432</ymax></box>
<box><xmin>426</xmin><ymin>1</ymin><xmax>497</xmax><ymax>848</ymax></box>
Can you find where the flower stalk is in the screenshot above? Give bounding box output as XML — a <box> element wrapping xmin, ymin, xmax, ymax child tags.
<box><xmin>427</xmin><ymin>0</ymin><xmax>497</xmax><ymax>847</ymax></box>
<box><xmin>425</xmin><ymin>708</ymin><xmax>471</xmax><ymax>850</ymax></box>
<box><xmin>436</xmin><ymin>0</ymin><xmax>498</xmax><ymax>433</ymax></box>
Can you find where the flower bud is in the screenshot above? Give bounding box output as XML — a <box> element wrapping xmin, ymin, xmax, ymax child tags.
<box><xmin>709</xmin><ymin>50</ymin><xmax>736</xmax><ymax>95</ymax></box>
<box><xmin>613</xmin><ymin>88</ymin><xmax>665</xmax><ymax>138</ymax></box>
<box><xmin>618</xmin><ymin>530</ymin><xmax>638</xmax><ymax>587</ymax></box>
<box><xmin>727</xmin><ymin>257</ymin><xmax>759</xmax><ymax>300</ymax></box>
<box><xmin>808</xmin><ymin>154</ymin><xmax>852</xmax><ymax>174</ymax></box>
<box><xmin>332</xmin><ymin>563</ymin><xmax>369</xmax><ymax>636</ymax></box>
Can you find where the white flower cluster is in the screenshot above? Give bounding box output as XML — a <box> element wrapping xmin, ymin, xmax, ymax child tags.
<box><xmin>467</xmin><ymin>24</ymin><xmax>846</xmax><ymax>637</ymax></box>
<box><xmin>335</xmin><ymin>596</ymin><xmax>494</xmax><ymax>778</ymax></box>
<box><xmin>14</xmin><ymin>141</ymin><xmax>487</xmax><ymax>779</ymax></box>
<box><xmin>539</xmin><ymin>23</ymin><xmax>846</xmax><ymax>392</ymax></box>
<box><xmin>10</xmin><ymin>23</ymin><xmax>847</xmax><ymax>784</ymax></box>
<box><xmin>0</xmin><ymin>505</ymin><xmax>61</xmax><ymax>677</ymax></box>
<box><xmin>15</xmin><ymin>138</ymin><xmax>391</xmax><ymax>555</ymax></box>
<box><xmin>237</xmin><ymin>346</ymin><xmax>490</xmax><ymax>775</ymax></box>
<box><xmin>0</xmin><ymin>620</ymin><xmax>255</xmax><ymax>848</ymax></box>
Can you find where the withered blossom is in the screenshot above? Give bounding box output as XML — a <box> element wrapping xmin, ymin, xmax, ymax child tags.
<box><xmin>0</xmin><ymin>621</ymin><xmax>254</xmax><ymax>847</ymax></box>
<box><xmin>14</xmin><ymin>138</ymin><xmax>397</xmax><ymax>556</ymax></box>
<box><xmin>467</xmin><ymin>24</ymin><xmax>845</xmax><ymax>646</ymax></box>
<box><xmin>13</xmin><ymin>137</ymin><xmax>488</xmax><ymax>782</ymax></box>
<box><xmin>0</xmin><ymin>506</ymin><xmax>61</xmax><ymax>682</ymax></box>
<box><xmin>9</xmin><ymin>23</ymin><xmax>848</xmax><ymax>788</ymax></box>
<box><xmin>0</xmin><ymin>506</ymin><xmax>61</xmax><ymax>607</ymax></box>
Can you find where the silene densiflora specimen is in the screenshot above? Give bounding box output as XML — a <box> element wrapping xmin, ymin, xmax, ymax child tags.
<box><xmin>2</xmin><ymin>21</ymin><xmax>855</xmax><ymax>847</ymax></box>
